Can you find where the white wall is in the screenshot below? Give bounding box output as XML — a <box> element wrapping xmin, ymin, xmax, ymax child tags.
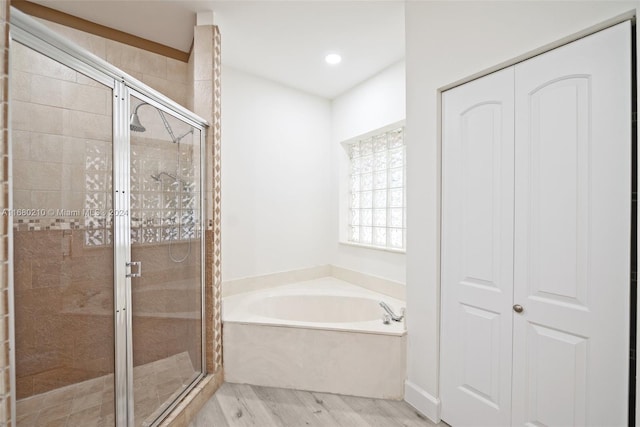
<box><xmin>330</xmin><ymin>61</ymin><xmax>406</xmax><ymax>283</ymax></box>
<box><xmin>221</xmin><ymin>66</ymin><xmax>332</xmax><ymax>281</ymax></box>
<box><xmin>404</xmin><ymin>1</ymin><xmax>638</xmax><ymax>421</ymax></box>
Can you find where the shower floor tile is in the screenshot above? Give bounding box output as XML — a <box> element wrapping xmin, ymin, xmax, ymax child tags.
<box><xmin>16</xmin><ymin>351</ymin><xmax>198</xmax><ymax>427</ymax></box>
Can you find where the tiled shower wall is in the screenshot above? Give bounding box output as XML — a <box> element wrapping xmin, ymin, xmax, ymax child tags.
<box><xmin>0</xmin><ymin>1</ymin><xmax>11</xmax><ymax>426</ymax></box>
<box><xmin>38</xmin><ymin>19</ymin><xmax>190</xmax><ymax>109</ymax></box>
<box><xmin>192</xmin><ymin>23</ymin><xmax>223</xmax><ymax>376</ymax></box>
<box><xmin>11</xmin><ymin>41</ymin><xmax>113</xmax><ymax>219</ymax></box>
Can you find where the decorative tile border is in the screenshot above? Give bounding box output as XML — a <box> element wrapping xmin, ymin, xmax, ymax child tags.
<box><xmin>13</xmin><ymin>217</ymin><xmax>83</xmax><ymax>231</ymax></box>
<box><xmin>211</xmin><ymin>24</ymin><xmax>223</xmax><ymax>375</ymax></box>
<box><xmin>12</xmin><ymin>217</ymin><xmax>202</xmax><ymax>249</ymax></box>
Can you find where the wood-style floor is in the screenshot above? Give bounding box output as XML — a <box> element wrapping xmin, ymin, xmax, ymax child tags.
<box><xmin>189</xmin><ymin>382</ymin><xmax>448</xmax><ymax>427</ymax></box>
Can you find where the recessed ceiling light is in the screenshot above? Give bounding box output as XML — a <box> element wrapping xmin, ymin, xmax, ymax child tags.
<box><xmin>325</xmin><ymin>53</ymin><xmax>342</xmax><ymax>65</ymax></box>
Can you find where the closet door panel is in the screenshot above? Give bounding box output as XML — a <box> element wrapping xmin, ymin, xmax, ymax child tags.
<box><xmin>441</xmin><ymin>67</ymin><xmax>515</xmax><ymax>426</ymax></box>
<box><xmin>512</xmin><ymin>21</ymin><xmax>631</xmax><ymax>427</ymax></box>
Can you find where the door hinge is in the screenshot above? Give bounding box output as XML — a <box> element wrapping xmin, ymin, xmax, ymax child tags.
<box><xmin>126</xmin><ymin>261</ymin><xmax>142</xmax><ymax>278</ymax></box>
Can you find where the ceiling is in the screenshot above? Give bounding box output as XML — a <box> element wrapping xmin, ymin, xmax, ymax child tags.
<box><xmin>29</xmin><ymin>1</ymin><xmax>406</xmax><ymax>99</ymax></box>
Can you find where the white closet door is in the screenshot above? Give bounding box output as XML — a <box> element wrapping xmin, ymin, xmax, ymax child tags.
<box><xmin>512</xmin><ymin>21</ymin><xmax>631</xmax><ymax>427</ymax></box>
<box><xmin>441</xmin><ymin>67</ymin><xmax>515</xmax><ymax>426</ymax></box>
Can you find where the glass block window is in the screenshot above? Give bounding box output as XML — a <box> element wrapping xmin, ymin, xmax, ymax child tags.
<box><xmin>347</xmin><ymin>127</ymin><xmax>405</xmax><ymax>250</ymax></box>
<box><xmin>128</xmin><ymin>140</ymin><xmax>201</xmax><ymax>246</ymax></box>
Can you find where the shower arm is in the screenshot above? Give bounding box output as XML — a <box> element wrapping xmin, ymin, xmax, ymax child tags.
<box><xmin>133</xmin><ymin>102</ymin><xmax>183</xmax><ymax>144</ymax></box>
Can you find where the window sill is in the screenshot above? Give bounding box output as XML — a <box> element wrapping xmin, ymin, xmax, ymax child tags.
<box><xmin>338</xmin><ymin>240</ymin><xmax>406</xmax><ymax>254</ymax></box>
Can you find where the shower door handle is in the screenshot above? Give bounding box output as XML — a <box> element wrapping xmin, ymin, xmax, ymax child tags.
<box><xmin>126</xmin><ymin>261</ymin><xmax>142</xmax><ymax>278</ymax></box>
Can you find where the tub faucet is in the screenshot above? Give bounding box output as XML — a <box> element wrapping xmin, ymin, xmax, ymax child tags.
<box><xmin>379</xmin><ymin>301</ymin><xmax>404</xmax><ymax>322</ymax></box>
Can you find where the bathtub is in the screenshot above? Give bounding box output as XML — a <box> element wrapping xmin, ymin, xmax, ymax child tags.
<box><xmin>222</xmin><ymin>277</ymin><xmax>407</xmax><ymax>399</ymax></box>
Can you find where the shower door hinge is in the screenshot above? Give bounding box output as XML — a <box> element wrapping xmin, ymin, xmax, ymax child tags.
<box><xmin>126</xmin><ymin>261</ymin><xmax>142</xmax><ymax>278</ymax></box>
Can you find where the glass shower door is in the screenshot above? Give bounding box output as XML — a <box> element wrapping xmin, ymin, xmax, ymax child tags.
<box><xmin>128</xmin><ymin>94</ymin><xmax>203</xmax><ymax>426</ymax></box>
<box><xmin>11</xmin><ymin>41</ymin><xmax>116</xmax><ymax>426</ymax></box>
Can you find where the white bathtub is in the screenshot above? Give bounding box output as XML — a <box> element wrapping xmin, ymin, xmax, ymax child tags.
<box><xmin>222</xmin><ymin>277</ymin><xmax>407</xmax><ymax>399</ymax></box>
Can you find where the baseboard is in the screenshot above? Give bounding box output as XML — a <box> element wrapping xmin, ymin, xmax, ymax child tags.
<box><xmin>404</xmin><ymin>380</ymin><xmax>441</xmax><ymax>424</ymax></box>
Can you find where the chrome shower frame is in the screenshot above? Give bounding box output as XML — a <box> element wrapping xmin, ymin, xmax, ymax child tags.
<box><xmin>9</xmin><ymin>8</ymin><xmax>209</xmax><ymax>427</ymax></box>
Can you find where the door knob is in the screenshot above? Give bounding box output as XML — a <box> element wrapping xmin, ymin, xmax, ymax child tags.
<box><xmin>513</xmin><ymin>304</ymin><xmax>524</xmax><ymax>313</ymax></box>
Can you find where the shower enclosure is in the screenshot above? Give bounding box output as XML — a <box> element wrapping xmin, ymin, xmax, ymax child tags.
<box><xmin>10</xmin><ymin>10</ymin><xmax>207</xmax><ymax>427</ymax></box>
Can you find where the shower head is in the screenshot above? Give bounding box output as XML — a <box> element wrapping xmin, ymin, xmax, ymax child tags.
<box><xmin>129</xmin><ymin>102</ymin><xmax>191</xmax><ymax>143</ymax></box>
<box><xmin>130</xmin><ymin>111</ymin><xmax>146</xmax><ymax>132</ymax></box>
